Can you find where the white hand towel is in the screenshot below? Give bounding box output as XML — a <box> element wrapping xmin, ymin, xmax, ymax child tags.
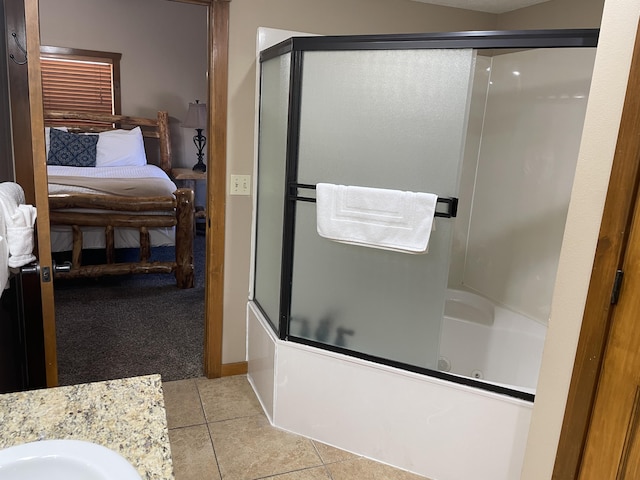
<box><xmin>6</xmin><ymin>205</ymin><xmax>37</xmax><ymax>267</ymax></box>
<box><xmin>0</xmin><ymin>213</ymin><xmax>8</xmax><ymax>291</ymax></box>
<box><xmin>6</xmin><ymin>225</ymin><xmax>36</xmax><ymax>267</ymax></box>
<box><xmin>0</xmin><ymin>182</ymin><xmax>25</xmax><ymax>228</ymax></box>
<box><xmin>0</xmin><ymin>183</ymin><xmax>37</xmax><ymax>268</ymax></box>
<box><xmin>316</xmin><ymin>183</ymin><xmax>438</xmax><ymax>254</ymax></box>
<box><xmin>12</xmin><ymin>204</ymin><xmax>37</xmax><ymax>227</ymax></box>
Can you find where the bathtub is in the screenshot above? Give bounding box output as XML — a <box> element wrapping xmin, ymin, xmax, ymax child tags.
<box><xmin>248</xmin><ymin>300</ymin><xmax>535</xmax><ymax>480</ymax></box>
<box><xmin>438</xmin><ymin>288</ymin><xmax>547</xmax><ymax>394</ymax></box>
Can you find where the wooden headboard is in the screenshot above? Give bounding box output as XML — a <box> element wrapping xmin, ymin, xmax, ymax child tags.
<box><xmin>43</xmin><ymin>110</ymin><xmax>173</xmax><ymax>174</ymax></box>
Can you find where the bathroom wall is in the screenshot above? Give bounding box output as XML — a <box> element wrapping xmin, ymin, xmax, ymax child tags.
<box><xmin>450</xmin><ymin>47</ymin><xmax>597</xmax><ymax>324</ymax></box>
<box><xmin>496</xmin><ymin>0</ymin><xmax>604</xmax><ymax>29</ymax></box>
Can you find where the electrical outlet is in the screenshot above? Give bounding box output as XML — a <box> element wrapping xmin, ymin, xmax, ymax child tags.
<box><xmin>230</xmin><ymin>174</ymin><xmax>251</xmax><ymax>195</ymax></box>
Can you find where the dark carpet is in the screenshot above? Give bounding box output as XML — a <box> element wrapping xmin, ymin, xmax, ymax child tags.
<box><xmin>54</xmin><ymin>231</ymin><xmax>206</xmax><ymax>386</ymax></box>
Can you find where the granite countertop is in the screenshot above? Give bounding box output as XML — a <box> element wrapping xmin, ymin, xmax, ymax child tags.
<box><xmin>0</xmin><ymin>374</ymin><xmax>174</xmax><ymax>479</ymax></box>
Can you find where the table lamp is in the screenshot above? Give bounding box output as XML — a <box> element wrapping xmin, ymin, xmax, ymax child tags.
<box><xmin>182</xmin><ymin>100</ymin><xmax>208</xmax><ymax>172</ymax></box>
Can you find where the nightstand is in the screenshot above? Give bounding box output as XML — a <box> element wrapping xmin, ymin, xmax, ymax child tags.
<box><xmin>171</xmin><ymin>168</ymin><xmax>207</xmax><ymax>220</ymax></box>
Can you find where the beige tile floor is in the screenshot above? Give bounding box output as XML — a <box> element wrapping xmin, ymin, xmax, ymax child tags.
<box><xmin>162</xmin><ymin>375</ymin><xmax>430</xmax><ymax>480</ymax></box>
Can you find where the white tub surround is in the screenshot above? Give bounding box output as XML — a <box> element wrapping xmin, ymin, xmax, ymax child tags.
<box><xmin>439</xmin><ymin>288</ymin><xmax>546</xmax><ymax>392</ymax></box>
<box><xmin>455</xmin><ymin>48</ymin><xmax>597</xmax><ymax>324</ymax></box>
<box><xmin>248</xmin><ymin>303</ymin><xmax>533</xmax><ymax>480</ymax></box>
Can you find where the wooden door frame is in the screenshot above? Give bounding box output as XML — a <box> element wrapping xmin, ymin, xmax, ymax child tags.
<box><xmin>203</xmin><ymin>0</ymin><xmax>230</xmax><ymax>378</ymax></box>
<box><xmin>25</xmin><ymin>0</ymin><xmax>230</xmax><ymax>386</ymax></box>
<box><xmin>553</xmin><ymin>19</ymin><xmax>640</xmax><ymax>479</ymax></box>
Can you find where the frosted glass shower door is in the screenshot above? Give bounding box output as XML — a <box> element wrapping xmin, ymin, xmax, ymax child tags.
<box><xmin>253</xmin><ymin>53</ymin><xmax>291</xmax><ymax>334</ymax></box>
<box><xmin>289</xmin><ymin>49</ymin><xmax>475</xmax><ymax>369</ymax></box>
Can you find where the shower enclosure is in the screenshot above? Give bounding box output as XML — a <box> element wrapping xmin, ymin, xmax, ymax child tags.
<box><xmin>252</xmin><ymin>29</ymin><xmax>598</xmax><ymax>402</ymax></box>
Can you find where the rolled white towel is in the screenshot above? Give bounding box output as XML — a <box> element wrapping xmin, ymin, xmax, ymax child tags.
<box><xmin>0</xmin><ymin>213</ymin><xmax>8</xmax><ymax>291</ymax></box>
<box><xmin>0</xmin><ymin>183</ymin><xmax>37</xmax><ymax>268</ymax></box>
<box><xmin>6</xmin><ymin>226</ymin><xmax>36</xmax><ymax>268</ymax></box>
<box><xmin>0</xmin><ymin>182</ymin><xmax>25</xmax><ymax>229</ymax></box>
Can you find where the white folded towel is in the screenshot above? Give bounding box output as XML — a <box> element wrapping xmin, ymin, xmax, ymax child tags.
<box><xmin>6</xmin><ymin>224</ymin><xmax>36</xmax><ymax>267</ymax></box>
<box><xmin>0</xmin><ymin>213</ymin><xmax>8</xmax><ymax>292</ymax></box>
<box><xmin>316</xmin><ymin>183</ymin><xmax>438</xmax><ymax>254</ymax></box>
<box><xmin>0</xmin><ymin>182</ymin><xmax>37</xmax><ymax>269</ymax></box>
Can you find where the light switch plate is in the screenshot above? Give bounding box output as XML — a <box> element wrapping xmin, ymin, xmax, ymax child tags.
<box><xmin>230</xmin><ymin>174</ymin><xmax>251</xmax><ymax>195</ymax></box>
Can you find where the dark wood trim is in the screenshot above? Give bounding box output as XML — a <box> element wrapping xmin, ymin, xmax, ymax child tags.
<box><xmin>40</xmin><ymin>45</ymin><xmax>121</xmax><ymax>60</ymax></box>
<box><xmin>553</xmin><ymin>19</ymin><xmax>640</xmax><ymax>479</ymax></box>
<box><xmin>168</xmin><ymin>0</ymin><xmax>217</xmax><ymax>5</ymax></box>
<box><xmin>203</xmin><ymin>0</ymin><xmax>230</xmax><ymax>379</ymax></box>
<box><xmin>0</xmin><ymin>2</ymin><xmax>13</xmax><ymax>183</ymax></box>
<box><xmin>6</xmin><ymin>0</ymin><xmax>35</xmax><ymax>204</ymax></box>
<box><xmin>221</xmin><ymin>361</ymin><xmax>248</xmax><ymax>377</ymax></box>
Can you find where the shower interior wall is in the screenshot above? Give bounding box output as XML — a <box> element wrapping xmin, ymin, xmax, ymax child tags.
<box><xmin>450</xmin><ymin>47</ymin><xmax>597</xmax><ymax>325</ymax></box>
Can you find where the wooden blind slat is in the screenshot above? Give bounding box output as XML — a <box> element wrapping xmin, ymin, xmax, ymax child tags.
<box><xmin>40</xmin><ymin>57</ymin><xmax>114</xmax><ymax>121</ymax></box>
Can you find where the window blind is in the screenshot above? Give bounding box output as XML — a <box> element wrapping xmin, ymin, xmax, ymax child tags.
<box><xmin>41</xmin><ymin>58</ymin><xmax>114</xmax><ymax>115</ymax></box>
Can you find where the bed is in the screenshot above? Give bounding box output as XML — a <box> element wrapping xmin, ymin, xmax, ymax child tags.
<box><xmin>44</xmin><ymin>110</ymin><xmax>195</xmax><ymax>289</ymax></box>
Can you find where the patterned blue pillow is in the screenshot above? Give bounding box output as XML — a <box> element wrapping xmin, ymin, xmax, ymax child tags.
<box><xmin>47</xmin><ymin>129</ymin><xmax>98</xmax><ymax>167</ymax></box>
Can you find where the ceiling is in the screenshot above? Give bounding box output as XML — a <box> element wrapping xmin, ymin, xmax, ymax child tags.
<box><xmin>411</xmin><ymin>0</ymin><xmax>551</xmax><ymax>14</ymax></box>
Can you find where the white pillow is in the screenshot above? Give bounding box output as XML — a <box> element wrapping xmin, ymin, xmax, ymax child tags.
<box><xmin>44</xmin><ymin>126</ymin><xmax>68</xmax><ymax>158</ymax></box>
<box><xmin>95</xmin><ymin>126</ymin><xmax>148</xmax><ymax>167</ymax></box>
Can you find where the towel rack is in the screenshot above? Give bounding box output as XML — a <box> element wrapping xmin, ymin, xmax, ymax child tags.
<box><xmin>289</xmin><ymin>183</ymin><xmax>458</xmax><ymax>218</ymax></box>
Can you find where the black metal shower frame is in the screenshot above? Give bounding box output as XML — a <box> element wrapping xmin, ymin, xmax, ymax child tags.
<box><xmin>255</xmin><ymin>28</ymin><xmax>599</xmax><ymax>403</ymax></box>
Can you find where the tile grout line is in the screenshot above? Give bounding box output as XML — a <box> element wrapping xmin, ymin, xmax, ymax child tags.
<box><xmin>310</xmin><ymin>441</ymin><xmax>336</xmax><ymax>480</ymax></box>
<box><xmin>251</xmin><ymin>464</ymin><xmax>333</xmax><ymax>480</ymax></box>
<box><xmin>194</xmin><ymin>378</ymin><xmax>207</xmax><ymax>424</ymax></box>
<box><xmin>205</xmin><ymin>422</ymin><xmax>224</xmax><ymax>480</ymax></box>
<box><xmin>196</xmin><ymin>379</ymin><xmax>224</xmax><ymax>480</ymax></box>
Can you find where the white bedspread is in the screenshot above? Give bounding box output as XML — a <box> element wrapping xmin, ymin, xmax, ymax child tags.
<box><xmin>47</xmin><ymin>165</ymin><xmax>177</xmax><ymax>196</ymax></box>
<box><xmin>47</xmin><ymin>165</ymin><xmax>179</xmax><ymax>252</ymax></box>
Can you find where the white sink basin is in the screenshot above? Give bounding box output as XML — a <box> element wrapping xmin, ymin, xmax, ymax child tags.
<box><xmin>0</xmin><ymin>439</ymin><xmax>142</xmax><ymax>480</ymax></box>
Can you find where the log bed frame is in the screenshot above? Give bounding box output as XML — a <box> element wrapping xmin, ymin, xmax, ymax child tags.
<box><xmin>44</xmin><ymin>110</ymin><xmax>195</xmax><ymax>289</ymax></box>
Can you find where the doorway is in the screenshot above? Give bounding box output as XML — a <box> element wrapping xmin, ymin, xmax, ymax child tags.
<box><xmin>20</xmin><ymin>0</ymin><xmax>228</xmax><ymax>387</ymax></box>
<box><xmin>39</xmin><ymin>0</ymin><xmax>209</xmax><ymax>386</ymax></box>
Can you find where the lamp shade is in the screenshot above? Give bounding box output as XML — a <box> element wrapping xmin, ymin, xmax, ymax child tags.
<box><xmin>182</xmin><ymin>101</ymin><xmax>207</xmax><ymax>129</ymax></box>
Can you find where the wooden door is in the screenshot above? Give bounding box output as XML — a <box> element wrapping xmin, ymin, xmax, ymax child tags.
<box><xmin>578</xmin><ymin>181</ymin><xmax>640</xmax><ymax>478</ymax></box>
<box><xmin>19</xmin><ymin>0</ymin><xmax>58</xmax><ymax>386</ymax></box>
